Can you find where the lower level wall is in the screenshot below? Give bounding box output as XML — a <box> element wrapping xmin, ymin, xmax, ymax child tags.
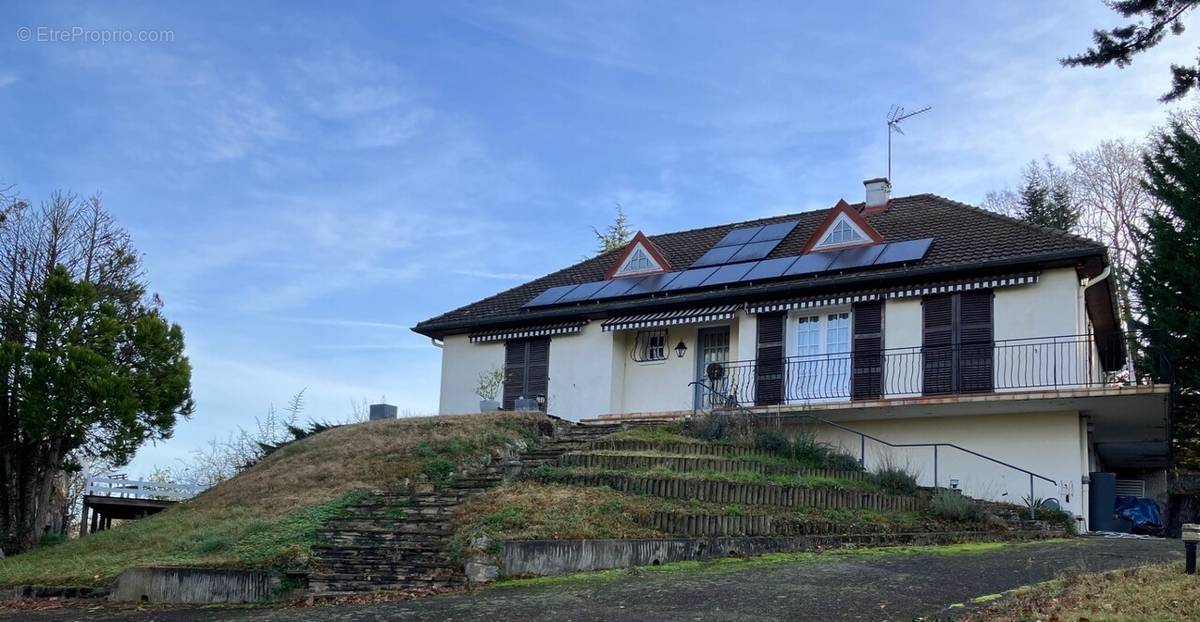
<box><xmin>803</xmin><ymin>411</ymin><xmax>1086</xmax><ymax>518</ymax></box>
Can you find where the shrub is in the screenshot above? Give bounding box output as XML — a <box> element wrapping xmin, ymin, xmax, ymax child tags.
<box><xmin>930</xmin><ymin>489</ymin><xmax>983</xmax><ymax>521</ymax></box>
<box><xmin>421</xmin><ymin>459</ymin><xmax>455</xmax><ymax>485</ymax></box>
<box><xmin>686</xmin><ymin>413</ymin><xmax>731</xmax><ymax>442</ymax></box>
<box><xmin>753</xmin><ymin>429</ymin><xmax>792</xmax><ymax>455</ymax></box>
<box><xmin>871</xmin><ymin>456</ymin><xmax>920</xmax><ymax>495</ymax></box>
<box><xmin>822</xmin><ymin>451</ymin><xmax>865</xmax><ymax>473</ymax></box>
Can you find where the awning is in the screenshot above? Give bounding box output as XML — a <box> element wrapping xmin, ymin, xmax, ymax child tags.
<box><xmin>469</xmin><ymin>321</ymin><xmax>588</xmax><ymax>343</ymax></box>
<box><xmin>748</xmin><ymin>272</ymin><xmax>1039</xmax><ymax>314</ymax></box>
<box><xmin>601</xmin><ymin>305</ymin><xmax>739</xmax><ymax>332</ymax></box>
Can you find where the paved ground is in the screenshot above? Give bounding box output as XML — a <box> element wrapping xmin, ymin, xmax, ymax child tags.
<box><xmin>1</xmin><ymin>537</ymin><xmax>1182</xmax><ymax>622</ymax></box>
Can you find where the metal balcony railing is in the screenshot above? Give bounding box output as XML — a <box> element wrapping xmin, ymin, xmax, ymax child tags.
<box><xmin>696</xmin><ymin>333</ymin><xmax>1151</xmax><ymax>409</ymax></box>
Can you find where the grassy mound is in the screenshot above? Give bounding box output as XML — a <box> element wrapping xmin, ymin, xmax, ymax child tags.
<box><xmin>0</xmin><ymin>413</ymin><xmax>545</xmax><ymax>587</ymax></box>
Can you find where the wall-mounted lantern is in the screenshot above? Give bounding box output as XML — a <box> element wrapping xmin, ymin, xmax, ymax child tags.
<box><xmin>674</xmin><ymin>341</ymin><xmax>688</xmax><ymax>358</ymax></box>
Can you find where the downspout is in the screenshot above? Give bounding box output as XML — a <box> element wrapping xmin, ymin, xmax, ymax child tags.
<box><xmin>430</xmin><ymin>337</ymin><xmax>444</xmax><ymax>349</ymax></box>
<box><xmin>1078</xmin><ymin>266</ymin><xmax>1111</xmax><ymax>533</ymax></box>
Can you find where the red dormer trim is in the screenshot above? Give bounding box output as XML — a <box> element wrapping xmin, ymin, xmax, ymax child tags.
<box><xmin>799</xmin><ymin>199</ymin><xmax>885</xmax><ymax>254</ymax></box>
<box><xmin>604</xmin><ymin>231</ymin><xmax>673</xmax><ymax>279</ymax></box>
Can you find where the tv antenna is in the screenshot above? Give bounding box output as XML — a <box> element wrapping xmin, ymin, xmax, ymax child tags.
<box><xmin>887</xmin><ymin>105</ymin><xmax>931</xmax><ymax>181</ymax></box>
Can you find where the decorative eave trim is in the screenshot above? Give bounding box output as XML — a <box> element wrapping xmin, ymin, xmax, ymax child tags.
<box><xmin>469</xmin><ymin>321</ymin><xmax>588</xmax><ymax>343</ymax></box>
<box><xmin>799</xmin><ymin>199</ymin><xmax>884</xmax><ymax>253</ymax></box>
<box><xmin>603</xmin><ymin>231</ymin><xmax>672</xmax><ymax>280</ymax></box>
<box><xmin>747</xmin><ymin>272</ymin><xmax>1040</xmax><ymax>314</ymax></box>
<box><xmin>601</xmin><ymin>304</ymin><xmax>739</xmax><ymax>332</ymax></box>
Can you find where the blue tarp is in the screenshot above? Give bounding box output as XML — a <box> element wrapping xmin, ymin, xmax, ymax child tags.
<box><xmin>1115</xmin><ymin>496</ymin><xmax>1163</xmax><ymax>534</ymax></box>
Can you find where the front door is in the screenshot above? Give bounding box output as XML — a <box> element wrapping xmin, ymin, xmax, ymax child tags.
<box><xmin>694</xmin><ymin>326</ymin><xmax>731</xmax><ymax>409</ymax></box>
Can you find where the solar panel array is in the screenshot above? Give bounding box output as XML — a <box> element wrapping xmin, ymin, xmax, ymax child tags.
<box><xmin>521</xmin><ymin>237</ymin><xmax>933</xmax><ymax>309</ymax></box>
<box><xmin>690</xmin><ymin>221</ymin><xmax>800</xmax><ymax>268</ymax></box>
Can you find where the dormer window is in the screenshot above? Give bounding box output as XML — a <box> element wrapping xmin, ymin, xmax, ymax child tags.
<box><xmin>802</xmin><ymin>200</ymin><xmax>883</xmax><ymax>253</ymax></box>
<box><xmin>619</xmin><ymin>248</ymin><xmax>653</xmax><ymax>275</ymax></box>
<box><xmin>820</xmin><ymin>219</ymin><xmax>866</xmax><ymax>247</ymax></box>
<box><xmin>604</xmin><ymin>231</ymin><xmax>671</xmax><ymax>279</ymax></box>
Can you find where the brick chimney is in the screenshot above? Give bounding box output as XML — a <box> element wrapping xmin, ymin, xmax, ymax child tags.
<box><xmin>863</xmin><ymin>177</ymin><xmax>891</xmax><ymax>212</ymax></box>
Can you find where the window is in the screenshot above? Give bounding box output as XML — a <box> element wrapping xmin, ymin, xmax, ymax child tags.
<box><xmin>620</xmin><ymin>249</ymin><xmax>652</xmax><ymax>274</ymax></box>
<box><xmin>791</xmin><ymin>311</ymin><xmax>851</xmax><ymax>400</ymax></box>
<box><xmin>634</xmin><ymin>329</ymin><xmax>667</xmax><ymax>362</ymax></box>
<box><xmin>814</xmin><ymin>214</ymin><xmax>867</xmax><ymax>249</ymax></box>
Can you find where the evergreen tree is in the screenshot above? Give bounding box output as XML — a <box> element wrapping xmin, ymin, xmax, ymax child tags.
<box><xmin>1063</xmin><ymin>0</ymin><xmax>1200</xmax><ymax>101</ymax></box>
<box><xmin>592</xmin><ymin>204</ymin><xmax>633</xmax><ymax>254</ymax></box>
<box><xmin>1133</xmin><ymin>121</ymin><xmax>1200</xmax><ymax>467</ymax></box>
<box><xmin>1017</xmin><ymin>160</ymin><xmax>1080</xmax><ymax>231</ymax></box>
<box><xmin>0</xmin><ymin>193</ymin><xmax>192</xmax><ymax>553</ymax></box>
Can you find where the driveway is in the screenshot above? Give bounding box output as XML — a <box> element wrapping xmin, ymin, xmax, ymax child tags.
<box><xmin>2</xmin><ymin>537</ymin><xmax>1182</xmax><ymax>622</ymax></box>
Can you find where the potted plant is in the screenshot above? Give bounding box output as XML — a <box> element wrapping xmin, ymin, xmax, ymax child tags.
<box><xmin>475</xmin><ymin>367</ymin><xmax>504</xmax><ymax>412</ymax></box>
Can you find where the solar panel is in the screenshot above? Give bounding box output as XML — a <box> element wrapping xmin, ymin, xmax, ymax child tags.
<box><xmin>749</xmin><ymin>220</ymin><xmax>799</xmax><ymax>243</ymax></box>
<box><xmin>730</xmin><ymin>240</ymin><xmax>780</xmax><ymax>263</ymax></box>
<box><xmin>784</xmin><ymin>251</ymin><xmax>836</xmax><ymax>276</ymax></box>
<box><xmin>589</xmin><ymin>276</ymin><xmax>646</xmax><ymax>300</ymax></box>
<box><xmin>712</xmin><ymin>226</ymin><xmax>763</xmax><ymax>248</ymax></box>
<box><xmin>875</xmin><ymin>237</ymin><xmax>933</xmax><ymax>265</ymax></box>
<box><xmin>702</xmin><ymin>262</ymin><xmax>755</xmax><ymax>286</ymax></box>
<box><xmin>690</xmin><ymin>244</ymin><xmax>742</xmax><ymax>268</ymax></box>
<box><xmin>828</xmin><ymin>243</ymin><xmax>885</xmax><ymax>270</ymax></box>
<box><xmin>742</xmin><ymin>256</ymin><xmax>798</xmax><ymax>281</ymax></box>
<box><xmin>624</xmin><ymin>271</ymin><xmax>681</xmax><ymax>295</ymax></box>
<box><xmin>523</xmin><ymin>284</ymin><xmax>579</xmax><ymax>307</ymax></box>
<box><xmin>555</xmin><ymin>280</ymin><xmax>608</xmax><ymax>303</ymax></box>
<box><xmin>661</xmin><ymin>266</ymin><xmax>719</xmax><ymax>291</ymax></box>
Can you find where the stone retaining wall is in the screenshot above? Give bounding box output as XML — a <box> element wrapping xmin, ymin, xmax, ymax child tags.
<box><xmin>497</xmin><ymin>531</ymin><xmax>1025</xmax><ymax>579</ymax></box>
<box><xmin>108</xmin><ymin>567</ymin><xmax>282</xmax><ymax>604</ymax></box>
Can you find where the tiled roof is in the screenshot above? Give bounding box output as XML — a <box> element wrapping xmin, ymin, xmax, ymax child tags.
<box><xmin>413</xmin><ymin>194</ymin><xmax>1105</xmax><ymax>336</ymax></box>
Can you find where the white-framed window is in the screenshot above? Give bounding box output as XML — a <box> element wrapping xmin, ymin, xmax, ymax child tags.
<box><xmin>620</xmin><ymin>248</ymin><xmax>652</xmax><ymax>274</ymax></box>
<box><xmin>813</xmin><ymin>213</ymin><xmax>868</xmax><ymax>250</ymax></box>
<box><xmin>634</xmin><ymin>329</ymin><xmax>667</xmax><ymax>362</ymax></box>
<box><xmin>791</xmin><ymin>309</ymin><xmax>851</xmax><ymax>400</ymax></box>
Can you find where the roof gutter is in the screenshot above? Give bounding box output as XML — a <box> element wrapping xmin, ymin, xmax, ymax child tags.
<box><xmin>412</xmin><ymin>247</ymin><xmax>1106</xmax><ymax>338</ymax></box>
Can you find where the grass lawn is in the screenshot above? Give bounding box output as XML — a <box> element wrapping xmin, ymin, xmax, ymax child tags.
<box><xmin>959</xmin><ymin>562</ymin><xmax>1200</xmax><ymax>621</ymax></box>
<box><xmin>0</xmin><ymin>413</ymin><xmax>546</xmax><ymax>588</ymax></box>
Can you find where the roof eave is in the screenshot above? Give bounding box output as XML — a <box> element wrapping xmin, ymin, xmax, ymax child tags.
<box><xmin>410</xmin><ymin>247</ymin><xmax>1106</xmax><ymax>339</ymax></box>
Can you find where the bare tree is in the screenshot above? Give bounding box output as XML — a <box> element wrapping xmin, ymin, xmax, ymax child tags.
<box><xmin>1070</xmin><ymin>140</ymin><xmax>1162</xmax><ymax>335</ymax></box>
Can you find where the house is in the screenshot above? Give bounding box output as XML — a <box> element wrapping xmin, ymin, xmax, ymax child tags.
<box><xmin>412</xmin><ymin>179</ymin><xmax>1171</xmax><ymax>528</ymax></box>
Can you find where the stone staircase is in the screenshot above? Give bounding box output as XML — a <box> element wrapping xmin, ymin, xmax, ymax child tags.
<box><xmin>307</xmin><ymin>422</ymin><xmax>621</xmax><ymax>594</ymax></box>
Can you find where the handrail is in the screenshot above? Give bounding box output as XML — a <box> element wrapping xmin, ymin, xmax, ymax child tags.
<box><xmin>84</xmin><ymin>476</ymin><xmax>204</xmax><ymax>501</ymax></box>
<box><xmin>687</xmin><ymin>379</ymin><xmax>1054</xmax><ymax>518</ymax></box>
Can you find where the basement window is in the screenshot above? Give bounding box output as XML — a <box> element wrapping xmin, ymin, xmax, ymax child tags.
<box><xmin>633</xmin><ymin>329</ymin><xmax>667</xmax><ymax>362</ymax></box>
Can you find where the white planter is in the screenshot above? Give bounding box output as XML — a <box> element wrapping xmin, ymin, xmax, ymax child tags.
<box><xmin>479</xmin><ymin>399</ymin><xmax>501</xmax><ymax>412</ymax></box>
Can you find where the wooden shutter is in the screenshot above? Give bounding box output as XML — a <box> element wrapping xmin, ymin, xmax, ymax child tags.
<box><xmin>922</xmin><ymin>294</ymin><xmax>955</xmax><ymax>395</ymax></box>
<box><xmin>852</xmin><ymin>301</ymin><xmax>883</xmax><ymax>400</ymax></box>
<box><xmin>502</xmin><ymin>337</ymin><xmax>551</xmax><ymax>411</ymax></box>
<box><xmin>957</xmin><ymin>290</ymin><xmax>993</xmax><ymax>393</ymax></box>
<box><xmin>526</xmin><ymin>337</ymin><xmax>550</xmax><ymax>410</ymax></box>
<box><xmin>755</xmin><ymin>312</ymin><xmax>785</xmax><ymax>406</ymax></box>
<box><xmin>503</xmin><ymin>340</ymin><xmax>526</xmax><ymax>410</ymax></box>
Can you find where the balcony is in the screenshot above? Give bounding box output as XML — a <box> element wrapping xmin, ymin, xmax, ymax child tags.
<box><xmin>697</xmin><ymin>333</ymin><xmax>1151</xmax><ymax>410</ymax></box>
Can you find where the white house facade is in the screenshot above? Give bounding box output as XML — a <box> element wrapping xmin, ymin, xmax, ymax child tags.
<box><xmin>414</xmin><ymin>180</ymin><xmax>1171</xmax><ymax>530</ymax></box>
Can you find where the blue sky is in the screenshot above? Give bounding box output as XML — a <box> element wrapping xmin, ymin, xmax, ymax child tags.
<box><xmin>0</xmin><ymin>2</ymin><xmax>1193</xmax><ymax>475</ymax></box>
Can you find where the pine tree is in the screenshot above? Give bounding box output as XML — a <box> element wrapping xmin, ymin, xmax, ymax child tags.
<box><xmin>1017</xmin><ymin>160</ymin><xmax>1079</xmax><ymax>231</ymax></box>
<box><xmin>592</xmin><ymin>204</ymin><xmax>633</xmax><ymax>254</ymax></box>
<box><xmin>1134</xmin><ymin>121</ymin><xmax>1200</xmax><ymax>467</ymax></box>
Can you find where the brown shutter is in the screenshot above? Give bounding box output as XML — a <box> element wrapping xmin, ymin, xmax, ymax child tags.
<box><xmin>957</xmin><ymin>290</ymin><xmax>993</xmax><ymax>392</ymax></box>
<box><xmin>755</xmin><ymin>312</ymin><xmax>785</xmax><ymax>406</ymax></box>
<box><xmin>922</xmin><ymin>294</ymin><xmax>955</xmax><ymax>395</ymax></box>
<box><xmin>526</xmin><ymin>337</ymin><xmax>550</xmax><ymax>410</ymax></box>
<box><xmin>852</xmin><ymin>301</ymin><xmax>883</xmax><ymax>400</ymax></box>
<box><xmin>502</xmin><ymin>337</ymin><xmax>551</xmax><ymax>411</ymax></box>
<box><xmin>502</xmin><ymin>340</ymin><xmax>527</xmax><ymax>410</ymax></box>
